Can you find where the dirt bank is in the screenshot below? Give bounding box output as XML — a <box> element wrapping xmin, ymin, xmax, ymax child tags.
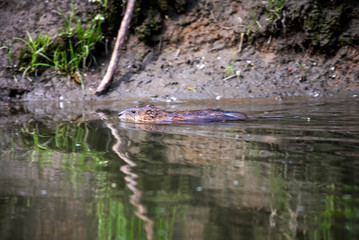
<box><xmin>1</xmin><ymin>0</ymin><xmax>358</xmax><ymax>103</ymax></box>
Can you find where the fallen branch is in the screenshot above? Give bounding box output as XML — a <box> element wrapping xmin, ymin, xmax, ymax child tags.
<box><xmin>95</xmin><ymin>0</ymin><xmax>136</xmax><ymax>95</ymax></box>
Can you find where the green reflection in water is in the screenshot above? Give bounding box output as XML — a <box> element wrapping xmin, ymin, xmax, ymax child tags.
<box><xmin>20</xmin><ymin>121</ymin><xmax>108</xmax><ymax>168</ymax></box>
<box><xmin>2</xmin><ymin>113</ymin><xmax>358</xmax><ymax>240</ymax></box>
<box><xmin>20</xmin><ymin>122</ymin><xmax>54</xmax><ymax>162</ymax></box>
<box><xmin>15</xmin><ymin>120</ymin><xmax>192</xmax><ymax>240</ymax></box>
<box><xmin>94</xmin><ymin>181</ymin><xmax>190</xmax><ymax>240</ymax></box>
<box><xmin>316</xmin><ymin>194</ymin><xmax>359</xmax><ymax>240</ymax></box>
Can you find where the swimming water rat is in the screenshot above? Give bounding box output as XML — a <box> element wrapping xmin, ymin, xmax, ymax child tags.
<box><xmin>118</xmin><ymin>105</ymin><xmax>250</xmax><ymax>123</ymax></box>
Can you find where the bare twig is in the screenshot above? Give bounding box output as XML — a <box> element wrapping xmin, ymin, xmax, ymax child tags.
<box><xmin>222</xmin><ymin>75</ymin><xmax>236</xmax><ymax>81</ymax></box>
<box><xmin>238</xmin><ymin>32</ymin><xmax>245</xmax><ymax>53</ymax></box>
<box><xmin>95</xmin><ymin>0</ymin><xmax>136</xmax><ymax>95</ymax></box>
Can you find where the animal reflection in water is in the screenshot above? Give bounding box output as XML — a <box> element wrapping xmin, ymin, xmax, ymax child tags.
<box><xmin>118</xmin><ymin>105</ymin><xmax>250</xmax><ymax>123</ymax></box>
<box><xmin>98</xmin><ymin>112</ymin><xmax>154</xmax><ymax>240</ymax></box>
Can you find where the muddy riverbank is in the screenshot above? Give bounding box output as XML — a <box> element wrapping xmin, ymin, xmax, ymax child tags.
<box><xmin>1</xmin><ymin>0</ymin><xmax>358</xmax><ymax>103</ymax></box>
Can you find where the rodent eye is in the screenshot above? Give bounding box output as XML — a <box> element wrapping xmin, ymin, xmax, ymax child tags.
<box><xmin>131</xmin><ymin>110</ymin><xmax>136</xmax><ymax>114</ymax></box>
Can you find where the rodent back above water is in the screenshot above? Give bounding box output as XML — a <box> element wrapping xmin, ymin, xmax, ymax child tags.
<box><xmin>118</xmin><ymin>105</ymin><xmax>250</xmax><ymax>123</ymax></box>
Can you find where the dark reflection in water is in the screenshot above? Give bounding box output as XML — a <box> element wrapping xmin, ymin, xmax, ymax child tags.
<box><xmin>0</xmin><ymin>97</ymin><xmax>359</xmax><ymax>240</ymax></box>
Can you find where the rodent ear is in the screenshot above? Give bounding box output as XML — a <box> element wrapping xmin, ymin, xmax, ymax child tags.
<box><xmin>146</xmin><ymin>110</ymin><xmax>156</xmax><ymax>118</ymax></box>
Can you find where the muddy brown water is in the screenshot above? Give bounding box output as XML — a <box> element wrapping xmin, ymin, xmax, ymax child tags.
<box><xmin>1</xmin><ymin>97</ymin><xmax>359</xmax><ymax>240</ymax></box>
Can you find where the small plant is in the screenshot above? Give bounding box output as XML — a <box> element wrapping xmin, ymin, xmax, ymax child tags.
<box><xmin>224</xmin><ymin>48</ymin><xmax>241</xmax><ymax>79</ymax></box>
<box><xmin>1</xmin><ymin>40</ymin><xmax>13</xmax><ymax>67</ymax></box>
<box><xmin>296</xmin><ymin>61</ymin><xmax>306</xmax><ymax>70</ymax></box>
<box><xmin>16</xmin><ymin>32</ymin><xmax>53</xmax><ymax>76</ymax></box>
<box><xmin>15</xmin><ymin>1</ymin><xmax>105</xmax><ymax>79</ymax></box>
<box><xmin>54</xmin><ymin>4</ymin><xmax>105</xmax><ymax>73</ymax></box>
<box><xmin>265</xmin><ymin>0</ymin><xmax>286</xmax><ymax>31</ymax></box>
<box><xmin>246</xmin><ymin>0</ymin><xmax>286</xmax><ymax>41</ymax></box>
<box><xmin>246</xmin><ymin>12</ymin><xmax>261</xmax><ymax>39</ymax></box>
<box><xmin>225</xmin><ymin>61</ymin><xmax>235</xmax><ymax>77</ymax></box>
<box><xmin>224</xmin><ymin>60</ymin><xmax>241</xmax><ymax>80</ymax></box>
<box><xmin>53</xmin><ymin>47</ymin><xmax>68</xmax><ymax>73</ymax></box>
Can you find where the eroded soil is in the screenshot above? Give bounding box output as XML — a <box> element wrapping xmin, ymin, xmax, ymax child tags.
<box><xmin>1</xmin><ymin>0</ymin><xmax>358</xmax><ymax>103</ymax></box>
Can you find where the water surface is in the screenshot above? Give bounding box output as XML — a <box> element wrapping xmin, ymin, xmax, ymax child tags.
<box><xmin>1</xmin><ymin>97</ymin><xmax>359</xmax><ymax>240</ymax></box>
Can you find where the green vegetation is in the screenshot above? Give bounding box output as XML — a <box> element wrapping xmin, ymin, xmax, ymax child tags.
<box><xmin>16</xmin><ymin>32</ymin><xmax>53</xmax><ymax>77</ymax></box>
<box><xmin>135</xmin><ymin>9</ymin><xmax>162</xmax><ymax>44</ymax></box>
<box><xmin>0</xmin><ymin>40</ymin><xmax>13</xmax><ymax>67</ymax></box>
<box><xmin>132</xmin><ymin>0</ymin><xmax>187</xmax><ymax>45</ymax></box>
<box><xmin>16</xmin><ymin>2</ymin><xmax>105</xmax><ymax>78</ymax></box>
<box><xmin>223</xmin><ymin>49</ymin><xmax>241</xmax><ymax>79</ymax></box>
<box><xmin>246</xmin><ymin>12</ymin><xmax>261</xmax><ymax>39</ymax></box>
<box><xmin>225</xmin><ymin>62</ymin><xmax>235</xmax><ymax>78</ymax></box>
<box><xmin>13</xmin><ymin>119</ymin><xmax>191</xmax><ymax>240</ymax></box>
<box><xmin>265</xmin><ymin>0</ymin><xmax>286</xmax><ymax>31</ymax></box>
<box><xmin>54</xmin><ymin>5</ymin><xmax>105</xmax><ymax>73</ymax></box>
<box><xmin>246</xmin><ymin>0</ymin><xmax>287</xmax><ymax>40</ymax></box>
<box><xmin>303</xmin><ymin>3</ymin><xmax>343</xmax><ymax>51</ymax></box>
<box><xmin>20</xmin><ymin>122</ymin><xmax>54</xmax><ymax>162</ymax></box>
<box><xmin>246</xmin><ymin>0</ymin><xmax>352</xmax><ymax>53</ymax></box>
<box><xmin>20</xmin><ymin>121</ymin><xmax>108</xmax><ymax>167</ymax></box>
<box><xmin>96</xmin><ymin>189</ymin><xmax>189</xmax><ymax>240</ymax></box>
<box><xmin>316</xmin><ymin>194</ymin><xmax>359</xmax><ymax>239</ymax></box>
<box><xmin>4</xmin><ymin>0</ymin><xmax>191</xmax><ymax>78</ymax></box>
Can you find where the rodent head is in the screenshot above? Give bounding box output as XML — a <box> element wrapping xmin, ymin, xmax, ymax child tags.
<box><xmin>118</xmin><ymin>105</ymin><xmax>162</xmax><ymax>123</ymax></box>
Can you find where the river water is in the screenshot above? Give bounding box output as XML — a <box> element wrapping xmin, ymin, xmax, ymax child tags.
<box><xmin>1</xmin><ymin>97</ymin><xmax>359</xmax><ymax>240</ymax></box>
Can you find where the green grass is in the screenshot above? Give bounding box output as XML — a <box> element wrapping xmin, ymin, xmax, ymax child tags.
<box><xmin>19</xmin><ymin>120</ymin><xmax>108</xmax><ymax>167</ymax></box>
<box><xmin>15</xmin><ymin>1</ymin><xmax>105</xmax><ymax>78</ymax></box>
<box><xmin>266</xmin><ymin>0</ymin><xmax>286</xmax><ymax>30</ymax></box>
<box><xmin>246</xmin><ymin>12</ymin><xmax>261</xmax><ymax>40</ymax></box>
<box><xmin>246</xmin><ymin>0</ymin><xmax>287</xmax><ymax>39</ymax></box>
<box><xmin>16</xmin><ymin>32</ymin><xmax>53</xmax><ymax>76</ymax></box>
<box><xmin>224</xmin><ymin>49</ymin><xmax>240</xmax><ymax>79</ymax></box>
<box><xmin>225</xmin><ymin>61</ymin><xmax>235</xmax><ymax>77</ymax></box>
<box><xmin>1</xmin><ymin>40</ymin><xmax>13</xmax><ymax>67</ymax></box>
<box><xmin>54</xmin><ymin>4</ymin><xmax>105</xmax><ymax>73</ymax></box>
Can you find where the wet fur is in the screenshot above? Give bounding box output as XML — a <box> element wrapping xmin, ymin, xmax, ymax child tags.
<box><xmin>118</xmin><ymin>105</ymin><xmax>249</xmax><ymax>123</ymax></box>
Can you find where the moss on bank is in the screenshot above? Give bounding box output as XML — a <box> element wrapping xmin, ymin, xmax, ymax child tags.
<box><xmin>104</xmin><ymin>0</ymin><xmax>188</xmax><ymax>45</ymax></box>
<box><xmin>303</xmin><ymin>1</ymin><xmax>344</xmax><ymax>52</ymax></box>
<box><xmin>253</xmin><ymin>0</ymin><xmax>358</xmax><ymax>54</ymax></box>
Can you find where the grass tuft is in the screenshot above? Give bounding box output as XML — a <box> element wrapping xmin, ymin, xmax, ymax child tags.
<box><xmin>14</xmin><ymin>1</ymin><xmax>106</xmax><ymax>80</ymax></box>
<box><xmin>1</xmin><ymin>40</ymin><xmax>13</xmax><ymax>67</ymax></box>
